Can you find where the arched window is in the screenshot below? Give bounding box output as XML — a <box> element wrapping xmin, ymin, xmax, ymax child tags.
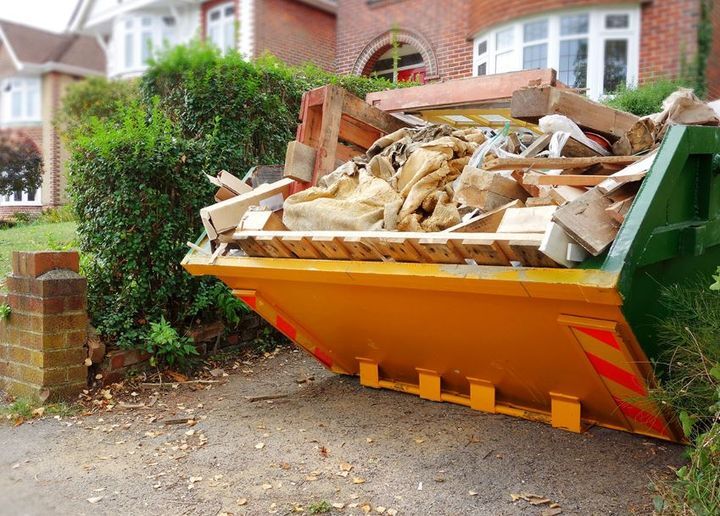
<box><xmin>353</xmin><ymin>29</ymin><xmax>438</xmax><ymax>84</ymax></box>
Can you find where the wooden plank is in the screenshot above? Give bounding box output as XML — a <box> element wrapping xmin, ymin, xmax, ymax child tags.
<box><xmin>525</xmin><ymin>196</ymin><xmax>555</xmax><ymax>207</ymax></box>
<box><xmin>415</xmin><ymin>237</ymin><xmax>466</xmax><ymax>264</ymax></box>
<box><xmin>549</xmin><ymin>186</ymin><xmax>586</xmax><ymax>205</ymax></box>
<box><xmin>217</xmin><ymin>170</ymin><xmax>252</xmax><ymax>195</ymax></box>
<box><xmin>339</xmin><ymin>115</ymin><xmax>382</xmax><ymax>149</ymax></box>
<box><xmin>596</xmin><ymin>152</ymin><xmax>657</xmax><ymax>194</ymax></box>
<box><xmin>484</xmin><ymin>156</ymin><xmax>640</xmax><ymax>171</ymax></box>
<box><xmin>283</xmin><ymin>141</ymin><xmax>317</xmax><ymax>183</ymax></box>
<box><xmin>238</xmin><ymin>209</ymin><xmax>287</xmax><ymax>231</ymax></box>
<box><xmin>335</xmin><ymin>141</ymin><xmax>364</xmax><ymax>163</ymax></box>
<box><xmin>365</xmin><ymin>69</ymin><xmax>557</xmax><ymax>112</ymax></box>
<box><xmin>562</xmin><ymin>137</ymin><xmax>603</xmax><ymax>158</ymax></box>
<box><xmin>281</xmin><ymin>235</ymin><xmax>323</xmax><ymax>259</ymax></box>
<box><xmin>499</xmin><ymin>238</ymin><xmax>560</xmax><ymax>267</ymax></box>
<box><xmin>341</xmin><ymin>91</ymin><xmax>407</xmax><ymax>133</ymax></box>
<box><xmin>525</xmin><ymin>174</ymin><xmax>609</xmax><ymax>187</ymax></box>
<box><xmin>375</xmin><ymin>236</ymin><xmax>425</xmax><ymax>263</ymax></box>
<box><xmin>511</xmin><ymin>86</ymin><xmax>639</xmax><ymax>140</ymax></box>
<box><xmin>444</xmin><ymin>200</ymin><xmax>524</xmax><ymax>233</ymax></box>
<box><xmin>313</xmin><ymin>85</ymin><xmax>345</xmax><ymax>182</ymax></box>
<box><xmin>552</xmin><ymin>188</ymin><xmax>631</xmax><ymax>256</ymax></box>
<box><xmin>343</xmin><ymin>236</ymin><xmax>384</xmax><ymax>261</ymax></box>
<box><xmin>520</xmin><ymin>133</ymin><xmax>552</xmax><ymax>157</ymax></box>
<box><xmin>497</xmin><ymin>206</ymin><xmax>556</xmax><ymax>233</ymax></box>
<box><xmin>236</xmin><ymin>236</ymin><xmax>269</xmax><ymax>257</ymax></box>
<box><xmin>201</xmin><ymin>178</ymin><xmax>295</xmax><ymax>238</ymax></box>
<box><xmin>255</xmin><ymin>235</ymin><xmax>294</xmax><ymax>258</ymax></box>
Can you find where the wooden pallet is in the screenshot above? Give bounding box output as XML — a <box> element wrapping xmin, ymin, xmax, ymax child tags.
<box><xmin>232</xmin><ymin>230</ymin><xmax>557</xmax><ymax>267</ymax></box>
<box><xmin>287</xmin><ymin>85</ymin><xmax>408</xmax><ymax>186</ymax></box>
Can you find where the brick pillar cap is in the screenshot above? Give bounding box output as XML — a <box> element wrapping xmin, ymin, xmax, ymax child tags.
<box><xmin>12</xmin><ymin>251</ymin><xmax>80</xmax><ymax>278</ymax></box>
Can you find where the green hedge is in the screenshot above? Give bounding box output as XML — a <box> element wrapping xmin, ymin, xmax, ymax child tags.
<box><xmin>64</xmin><ymin>43</ymin><xmax>401</xmax><ymax>349</ymax></box>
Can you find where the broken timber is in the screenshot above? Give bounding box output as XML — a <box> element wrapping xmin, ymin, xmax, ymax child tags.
<box><xmin>483</xmin><ymin>156</ymin><xmax>640</xmax><ymax>171</ymax></box>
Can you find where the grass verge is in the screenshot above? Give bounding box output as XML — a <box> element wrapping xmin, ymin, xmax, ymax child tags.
<box><xmin>0</xmin><ymin>221</ymin><xmax>77</xmax><ymax>280</ymax></box>
<box><xmin>0</xmin><ymin>397</ymin><xmax>78</xmax><ymax>425</ymax></box>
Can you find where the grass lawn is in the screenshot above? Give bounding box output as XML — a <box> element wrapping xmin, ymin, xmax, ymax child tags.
<box><xmin>0</xmin><ymin>222</ymin><xmax>78</xmax><ymax>279</ymax></box>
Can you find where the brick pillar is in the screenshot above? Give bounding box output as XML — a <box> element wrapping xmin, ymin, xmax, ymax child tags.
<box><xmin>0</xmin><ymin>251</ymin><xmax>88</xmax><ymax>401</ymax></box>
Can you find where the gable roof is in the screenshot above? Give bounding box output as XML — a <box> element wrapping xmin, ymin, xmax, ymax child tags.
<box><xmin>0</xmin><ymin>19</ymin><xmax>104</xmax><ymax>77</ymax></box>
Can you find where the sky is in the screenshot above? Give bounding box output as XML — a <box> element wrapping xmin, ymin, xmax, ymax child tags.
<box><xmin>0</xmin><ymin>0</ymin><xmax>79</xmax><ymax>33</ymax></box>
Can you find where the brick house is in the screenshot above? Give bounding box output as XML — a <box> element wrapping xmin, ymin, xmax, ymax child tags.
<box><xmin>68</xmin><ymin>0</ymin><xmax>337</xmax><ymax>78</ymax></box>
<box><xmin>337</xmin><ymin>0</ymin><xmax>718</xmax><ymax>100</ymax></box>
<box><xmin>0</xmin><ymin>21</ymin><xmax>105</xmax><ymax>217</ymax></box>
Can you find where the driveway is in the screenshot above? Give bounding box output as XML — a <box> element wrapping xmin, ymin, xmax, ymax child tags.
<box><xmin>0</xmin><ymin>346</ymin><xmax>683</xmax><ymax>515</ymax></box>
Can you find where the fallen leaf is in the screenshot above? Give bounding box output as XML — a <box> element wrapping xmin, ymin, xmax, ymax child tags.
<box><xmin>185</xmin><ymin>430</ymin><xmax>195</xmax><ymax>437</ymax></box>
<box><xmin>189</xmin><ymin>476</ymin><xmax>202</xmax><ymax>483</ymax></box>
<box><xmin>237</xmin><ymin>498</ymin><xmax>248</xmax><ymax>506</ymax></box>
<box><xmin>352</xmin><ymin>477</ymin><xmax>366</xmax><ymax>484</ymax></box>
<box><xmin>414</xmin><ymin>438</ymin><xmax>425</xmax><ymax>444</ymax></box>
<box><xmin>387</xmin><ymin>510</ymin><xmax>398</xmax><ymax>516</ymax></box>
<box><xmin>361</xmin><ymin>505</ymin><xmax>371</xmax><ymax>514</ymax></box>
<box><xmin>332</xmin><ymin>503</ymin><xmax>345</xmax><ymax>509</ymax></box>
<box><xmin>542</xmin><ymin>509</ymin><xmax>562</xmax><ymax>516</ymax></box>
<box><xmin>366</xmin><ymin>438</ymin><xmax>374</xmax><ymax>443</ymax></box>
<box><xmin>339</xmin><ymin>462</ymin><xmax>353</xmax><ymax>472</ymax></box>
<box><xmin>86</xmin><ymin>496</ymin><xmax>103</xmax><ymax>504</ymax></box>
<box><xmin>469</xmin><ymin>491</ymin><xmax>478</xmax><ymax>496</ymax></box>
<box><xmin>255</xmin><ymin>442</ymin><xmax>265</xmax><ymax>449</ymax></box>
<box><xmin>261</xmin><ymin>483</ymin><xmax>272</xmax><ymax>490</ymax></box>
<box><xmin>305</xmin><ymin>475</ymin><xmax>319</xmax><ymax>481</ymax></box>
<box><xmin>84</xmin><ymin>358</ymin><xmax>92</xmax><ymax>366</ymax></box>
<box><xmin>376</xmin><ymin>507</ymin><xmax>386</xmax><ymax>513</ymax></box>
<box><xmin>349</xmin><ymin>494</ymin><xmax>359</xmax><ymax>500</ymax></box>
<box><xmin>209</xmin><ymin>368</ymin><xmax>226</xmax><ymax>377</ymax></box>
<box><xmin>11</xmin><ymin>463</ymin><xmax>20</xmax><ymax>469</ymax></box>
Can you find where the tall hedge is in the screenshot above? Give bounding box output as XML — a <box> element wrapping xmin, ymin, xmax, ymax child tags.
<box><xmin>64</xmin><ymin>43</ymin><xmax>400</xmax><ymax>347</ymax></box>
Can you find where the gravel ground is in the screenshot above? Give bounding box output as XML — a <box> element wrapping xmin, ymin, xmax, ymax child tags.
<box><xmin>0</xmin><ymin>346</ymin><xmax>684</xmax><ymax>515</ymax></box>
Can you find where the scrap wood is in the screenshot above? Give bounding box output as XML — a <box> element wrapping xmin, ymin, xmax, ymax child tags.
<box><xmin>549</xmin><ymin>186</ymin><xmax>586</xmax><ymax>205</ymax></box>
<box><xmin>497</xmin><ymin>206</ymin><xmax>556</xmax><ymax>234</ymax></box>
<box><xmin>444</xmin><ymin>200</ymin><xmax>524</xmax><ymax>233</ymax></box>
<box><xmin>524</xmin><ymin>174</ymin><xmax>609</xmax><ymax>187</ymax></box>
<box><xmin>539</xmin><ymin>222</ymin><xmax>588</xmax><ymax>267</ymax></box>
<box><xmin>283</xmin><ymin>140</ymin><xmax>316</xmax><ymax>182</ymax></box>
<box><xmin>596</xmin><ymin>152</ymin><xmax>657</xmax><ymax>194</ymax></box>
<box><xmin>520</xmin><ymin>133</ymin><xmax>552</xmax><ymax>157</ymax></box>
<box><xmin>605</xmin><ymin>197</ymin><xmax>634</xmax><ymax>224</ymax></box>
<box><xmin>483</xmin><ymin>156</ymin><xmax>640</xmax><ymax>171</ymax></box>
<box><xmin>511</xmin><ymin>85</ymin><xmax>639</xmax><ymax>139</ymax></box>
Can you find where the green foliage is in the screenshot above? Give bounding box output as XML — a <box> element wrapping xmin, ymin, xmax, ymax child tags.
<box><xmin>0</xmin><ymin>398</ymin><xmax>76</xmax><ymax>424</ymax></box>
<box><xmin>252</xmin><ymin>326</ymin><xmax>286</xmax><ymax>353</ymax></box>
<box><xmin>37</xmin><ymin>206</ymin><xmax>76</xmax><ymax>224</ymax></box>
<box><xmin>56</xmin><ymin>76</ymin><xmax>140</xmax><ymax>139</ymax></box>
<box><xmin>187</xmin><ymin>281</ymin><xmax>249</xmax><ymax>329</ymax></box>
<box><xmin>653</xmin><ymin>283</ymin><xmax>720</xmax><ymax>514</ymax></box>
<box><xmin>0</xmin><ymin>131</ymin><xmax>43</xmax><ymax>198</ymax></box>
<box><xmin>67</xmin><ymin>101</ymin><xmax>215</xmax><ymax>347</ymax></box>
<box><xmin>142</xmin><ymin>42</ymin><xmax>400</xmax><ymax>177</ymax></box>
<box><xmin>691</xmin><ymin>0</ymin><xmax>713</xmax><ymax>98</ymax></box>
<box><xmin>307</xmin><ymin>501</ymin><xmax>332</xmax><ymax>514</ymax></box>
<box><xmin>144</xmin><ymin>316</ymin><xmax>199</xmax><ymax>368</ymax></box>
<box><xmin>605</xmin><ymin>79</ymin><xmax>690</xmax><ymax>117</ymax></box>
<box><xmin>0</xmin><ymin>304</ymin><xmax>11</xmax><ymax>320</ymax></box>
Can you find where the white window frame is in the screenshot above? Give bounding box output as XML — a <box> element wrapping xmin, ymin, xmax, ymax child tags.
<box><xmin>1</xmin><ymin>77</ymin><xmax>41</xmax><ymax>125</ymax></box>
<box><xmin>207</xmin><ymin>1</ymin><xmax>236</xmax><ymax>54</ymax></box>
<box><xmin>472</xmin><ymin>6</ymin><xmax>640</xmax><ymax>100</ymax></box>
<box><xmin>0</xmin><ymin>188</ymin><xmax>42</xmax><ymax>207</ymax></box>
<box><xmin>114</xmin><ymin>13</ymin><xmax>176</xmax><ymax>76</ymax></box>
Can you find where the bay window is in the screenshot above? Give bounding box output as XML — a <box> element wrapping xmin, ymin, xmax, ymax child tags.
<box><xmin>473</xmin><ymin>8</ymin><xmax>639</xmax><ymax>99</ymax></box>
<box><xmin>115</xmin><ymin>14</ymin><xmax>176</xmax><ymax>75</ymax></box>
<box><xmin>207</xmin><ymin>2</ymin><xmax>236</xmax><ymax>54</ymax></box>
<box><xmin>1</xmin><ymin>77</ymin><xmax>41</xmax><ymax>124</ymax></box>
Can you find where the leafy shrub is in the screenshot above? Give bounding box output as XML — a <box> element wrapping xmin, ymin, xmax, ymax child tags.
<box><xmin>0</xmin><ymin>130</ymin><xmax>43</xmax><ymax>197</ymax></box>
<box><xmin>56</xmin><ymin>76</ymin><xmax>140</xmax><ymax>139</ymax></box>
<box><xmin>187</xmin><ymin>281</ymin><xmax>249</xmax><ymax>329</ymax></box>
<box><xmin>605</xmin><ymin>79</ymin><xmax>690</xmax><ymax>117</ymax></box>
<box><xmin>144</xmin><ymin>316</ymin><xmax>198</xmax><ymax>368</ymax></box>
<box><xmin>68</xmin><ymin>101</ymin><xmax>215</xmax><ymax>347</ymax></box>
<box><xmin>142</xmin><ymin>43</ymin><xmax>401</xmax><ymax>177</ymax></box>
<box><xmin>37</xmin><ymin>205</ymin><xmax>76</xmax><ymax>224</ymax></box>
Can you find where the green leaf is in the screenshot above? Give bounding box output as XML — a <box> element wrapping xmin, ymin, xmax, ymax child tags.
<box><xmin>679</xmin><ymin>410</ymin><xmax>694</xmax><ymax>437</ymax></box>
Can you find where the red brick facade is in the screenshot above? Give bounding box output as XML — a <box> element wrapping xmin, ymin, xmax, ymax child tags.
<box><xmin>708</xmin><ymin>1</ymin><xmax>720</xmax><ymax>99</ymax></box>
<box><xmin>336</xmin><ymin>0</ymin><xmax>715</xmax><ymax>94</ymax></box>
<box><xmin>336</xmin><ymin>0</ymin><xmax>473</xmax><ymax>81</ymax></box>
<box><xmin>255</xmin><ymin>0</ymin><xmax>336</xmax><ymax>69</ymax></box>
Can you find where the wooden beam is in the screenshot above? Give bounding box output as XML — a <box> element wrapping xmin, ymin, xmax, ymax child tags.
<box><xmin>497</xmin><ymin>206</ymin><xmax>556</xmax><ymax>233</ymax></box>
<box><xmin>483</xmin><ymin>156</ymin><xmax>640</xmax><ymax>171</ymax></box>
<box><xmin>443</xmin><ymin>200</ymin><xmax>524</xmax><ymax>233</ymax></box>
<box><xmin>511</xmin><ymin>86</ymin><xmax>638</xmax><ymax>140</ymax></box>
<box><xmin>524</xmin><ymin>174</ymin><xmax>609</xmax><ymax>187</ymax></box>
<box><xmin>365</xmin><ymin>69</ymin><xmax>557</xmax><ymax>112</ymax></box>
<box><xmin>341</xmin><ymin>91</ymin><xmax>407</xmax><ymax>133</ymax></box>
<box><xmin>313</xmin><ymin>85</ymin><xmax>345</xmax><ymax>182</ymax></box>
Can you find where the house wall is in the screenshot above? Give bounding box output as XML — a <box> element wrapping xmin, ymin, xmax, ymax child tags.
<box><xmin>0</xmin><ymin>124</ymin><xmax>43</xmax><ymax>219</ymax></box>
<box><xmin>336</xmin><ymin>0</ymin><xmax>473</xmax><ymax>80</ymax></box>
<box><xmin>254</xmin><ymin>0</ymin><xmax>335</xmax><ymax>70</ymax></box>
<box><xmin>707</xmin><ymin>1</ymin><xmax>720</xmax><ymax>99</ymax></box>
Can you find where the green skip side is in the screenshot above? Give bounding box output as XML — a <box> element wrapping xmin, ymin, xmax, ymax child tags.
<box><xmin>602</xmin><ymin>126</ymin><xmax>720</xmax><ymax>360</ymax></box>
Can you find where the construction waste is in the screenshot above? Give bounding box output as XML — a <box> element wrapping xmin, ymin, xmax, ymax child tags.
<box><xmin>198</xmin><ymin>86</ymin><xmax>720</xmax><ymax>269</ymax></box>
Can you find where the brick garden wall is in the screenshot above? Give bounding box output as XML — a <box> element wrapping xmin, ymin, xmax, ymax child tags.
<box><xmin>0</xmin><ymin>251</ymin><xmax>88</xmax><ymax>401</ymax></box>
<box><xmin>254</xmin><ymin>0</ymin><xmax>336</xmax><ymax>70</ymax></box>
<box><xmin>707</xmin><ymin>1</ymin><xmax>720</xmax><ymax>99</ymax></box>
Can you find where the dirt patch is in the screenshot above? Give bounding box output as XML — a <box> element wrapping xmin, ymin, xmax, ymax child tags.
<box><xmin>0</xmin><ymin>346</ymin><xmax>683</xmax><ymax>515</ymax></box>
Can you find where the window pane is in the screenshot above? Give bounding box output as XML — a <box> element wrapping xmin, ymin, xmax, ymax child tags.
<box><xmin>477</xmin><ymin>62</ymin><xmax>487</xmax><ymax>76</ymax></box>
<box><xmin>26</xmin><ymin>87</ymin><xmax>36</xmax><ymax>118</ymax></box>
<box><xmin>141</xmin><ymin>17</ymin><xmax>152</xmax><ymax>27</ymax></box>
<box><xmin>606</xmin><ymin>14</ymin><xmax>629</xmax><ymax>29</ymax></box>
<box><xmin>604</xmin><ymin>39</ymin><xmax>628</xmax><ymax>93</ymax></box>
<box><xmin>477</xmin><ymin>40</ymin><xmax>487</xmax><ymax>56</ymax></box>
<box><xmin>125</xmin><ymin>33</ymin><xmax>134</xmax><ymax>68</ymax></box>
<box><xmin>141</xmin><ymin>31</ymin><xmax>153</xmax><ymax>62</ymax></box>
<box><xmin>524</xmin><ymin>20</ymin><xmax>548</xmax><ymax>42</ymax></box>
<box><xmin>496</xmin><ymin>28</ymin><xmax>514</xmax><ymax>51</ymax></box>
<box><xmin>10</xmin><ymin>90</ymin><xmax>22</xmax><ymax>118</ymax></box>
<box><xmin>209</xmin><ymin>10</ymin><xmax>221</xmax><ymax>21</ymax></box>
<box><xmin>125</xmin><ymin>19</ymin><xmax>133</xmax><ymax>29</ymax></box>
<box><xmin>208</xmin><ymin>26</ymin><xmax>220</xmax><ymax>48</ymax></box>
<box><xmin>13</xmin><ymin>190</ymin><xmax>22</xmax><ymax>202</ymax></box>
<box><xmin>224</xmin><ymin>5</ymin><xmax>235</xmax><ymax>16</ymax></box>
<box><xmin>27</xmin><ymin>189</ymin><xmax>36</xmax><ymax>202</ymax></box>
<box><xmin>560</xmin><ymin>14</ymin><xmax>589</xmax><ymax>36</ymax></box>
<box><xmin>559</xmin><ymin>38</ymin><xmax>588</xmax><ymax>88</ymax></box>
<box><xmin>495</xmin><ymin>51</ymin><xmax>514</xmax><ymax>74</ymax></box>
<box><xmin>223</xmin><ymin>22</ymin><xmax>234</xmax><ymax>52</ymax></box>
<box><xmin>523</xmin><ymin>43</ymin><xmax>547</xmax><ymax>70</ymax></box>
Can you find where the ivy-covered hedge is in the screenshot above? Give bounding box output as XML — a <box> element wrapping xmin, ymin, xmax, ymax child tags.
<box><xmin>63</xmin><ymin>43</ymin><xmax>400</xmax><ymax>349</ymax></box>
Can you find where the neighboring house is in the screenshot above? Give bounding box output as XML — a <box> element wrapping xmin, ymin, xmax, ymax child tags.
<box><xmin>0</xmin><ymin>21</ymin><xmax>104</xmax><ymax>217</ymax></box>
<box><xmin>337</xmin><ymin>0</ymin><xmax>718</xmax><ymax>100</ymax></box>
<box><xmin>68</xmin><ymin>0</ymin><xmax>337</xmax><ymax>78</ymax></box>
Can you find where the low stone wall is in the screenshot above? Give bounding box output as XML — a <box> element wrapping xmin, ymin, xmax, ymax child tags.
<box><xmin>0</xmin><ymin>251</ymin><xmax>88</xmax><ymax>401</ymax></box>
